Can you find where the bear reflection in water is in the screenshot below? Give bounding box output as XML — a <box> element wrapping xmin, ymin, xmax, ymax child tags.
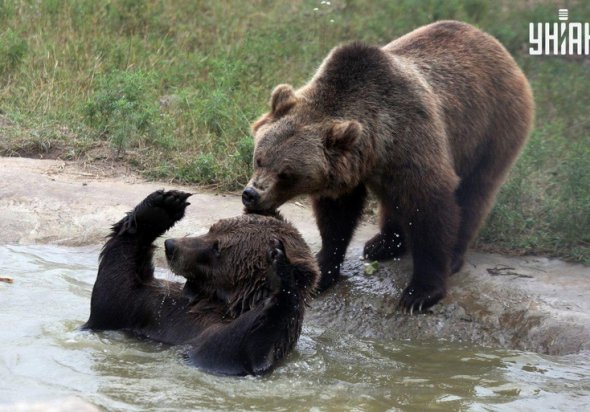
<box><xmin>84</xmin><ymin>190</ymin><xmax>318</xmax><ymax>376</ymax></box>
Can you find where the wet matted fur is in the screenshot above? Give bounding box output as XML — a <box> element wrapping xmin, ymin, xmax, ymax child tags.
<box><xmin>84</xmin><ymin>190</ymin><xmax>318</xmax><ymax>376</ymax></box>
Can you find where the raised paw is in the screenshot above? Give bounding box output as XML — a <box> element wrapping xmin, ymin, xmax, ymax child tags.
<box><xmin>119</xmin><ymin>190</ymin><xmax>192</xmax><ymax>238</ymax></box>
<box><xmin>397</xmin><ymin>281</ymin><xmax>445</xmax><ymax>314</ymax></box>
<box><xmin>363</xmin><ymin>232</ymin><xmax>406</xmax><ymax>261</ymax></box>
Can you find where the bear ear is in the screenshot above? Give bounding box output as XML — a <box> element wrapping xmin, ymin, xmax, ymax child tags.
<box><xmin>252</xmin><ymin>85</ymin><xmax>297</xmax><ymax>134</ymax></box>
<box><xmin>270</xmin><ymin>84</ymin><xmax>297</xmax><ymax>117</ymax></box>
<box><xmin>325</xmin><ymin>120</ymin><xmax>362</xmax><ymax>149</ymax></box>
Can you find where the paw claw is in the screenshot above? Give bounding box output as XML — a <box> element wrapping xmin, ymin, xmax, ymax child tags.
<box><xmin>128</xmin><ymin>190</ymin><xmax>191</xmax><ymax>237</ymax></box>
<box><xmin>179</xmin><ymin>192</ymin><xmax>193</xmax><ymax>201</ymax></box>
<box><xmin>398</xmin><ymin>282</ymin><xmax>445</xmax><ymax>314</ymax></box>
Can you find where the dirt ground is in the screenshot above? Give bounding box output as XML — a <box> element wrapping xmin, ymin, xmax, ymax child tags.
<box><xmin>1</xmin><ymin>156</ymin><xmax>589</xmax><ymax>355</ymax></box>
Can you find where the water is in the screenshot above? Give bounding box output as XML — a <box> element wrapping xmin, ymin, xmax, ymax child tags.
<box><xmin>1</xmin><ymin>245</ymin><xmax>589</xmax><ymax>411</ymax></box>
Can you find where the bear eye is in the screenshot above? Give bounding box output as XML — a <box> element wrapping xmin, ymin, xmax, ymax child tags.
<box><xmin>256</xmin><ymin>158</ymin><xmax>262</xmax><ymax>168</ymax></box>
<box><xmin>211</xmin><ymin>240</ymin><xmax>220</xmax><ymax>258</ymax></box>
<box><xmin>277</xmin><ymin>170</ymin><xmax>295</xmax><ymax>182</ymax></box>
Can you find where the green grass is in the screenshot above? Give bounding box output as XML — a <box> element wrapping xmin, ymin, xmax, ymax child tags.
<box><xmin>0</xmin><ymin>0</ymin><xmax>588</xmax><ymax>263</ymax></box>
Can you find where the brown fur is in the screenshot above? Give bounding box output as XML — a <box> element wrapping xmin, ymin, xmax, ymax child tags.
<box><xmin>167</xmin><ymin>213</ymin><xmax>318</xmax><ymax>317</ymax></box>
<box><xmin>85</xmin><ymin>191</ymin><xmax>319</xmax><ymax>375</ymax></box>
<box><xmin>243</xmin><ymin>21</ymin><xmax>534</xmax><ymax>312</ymax></box>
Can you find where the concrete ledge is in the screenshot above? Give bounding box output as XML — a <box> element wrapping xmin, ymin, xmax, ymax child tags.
<box><xmin>0</xmin><ymin>397</ymin><xmax>101</xmax><ymax>412</ymax></box>
<box><xmin>1</xmin><ymin>157</ymin><xmax>589</xmax><ymax>355</ymax></box>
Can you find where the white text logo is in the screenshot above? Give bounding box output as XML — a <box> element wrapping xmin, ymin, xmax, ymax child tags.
<box><xmin>529</xmin><ymin>9</ymin><xmax>590</xmax><ymax>55</ymax></box>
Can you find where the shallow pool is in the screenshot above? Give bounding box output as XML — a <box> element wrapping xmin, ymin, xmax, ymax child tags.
<box><xmin>1</xmin><ymin>244</ymin><xmax>589</xmax><ymax>411</ymax></box>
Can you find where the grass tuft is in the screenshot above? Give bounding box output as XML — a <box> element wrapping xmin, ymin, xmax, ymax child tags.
<box><xmin>0</xmin><ymin>29</ymin><xmax>27</xmax><ymax>78</ymax></box>
<box><xmin>83</xmin><ymin>70</ymin><xmax>163</xmax><ymax>154</ymax></box>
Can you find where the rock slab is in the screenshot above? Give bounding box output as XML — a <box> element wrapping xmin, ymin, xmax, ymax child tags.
<box><xmin>1</xmin><ymin>157</ymin><xmax>589</xmax><ymax>355</ymax></box>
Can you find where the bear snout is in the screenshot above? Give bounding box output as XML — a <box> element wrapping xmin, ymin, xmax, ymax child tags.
<box><xmin>242</xmin><ymin>186</ymin><xmax>261</xmax><ymax>208</ymax></box>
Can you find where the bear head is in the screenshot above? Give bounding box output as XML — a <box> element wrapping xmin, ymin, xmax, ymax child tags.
<box><xmin>164</xmin><ymin>213</ymin><xmax>318</xmax><ymax>314</ymax></box>
<box><xmin>242</xmin><ymin>84</ymin><xmax>367</xmax><ymax>213</ymax></box>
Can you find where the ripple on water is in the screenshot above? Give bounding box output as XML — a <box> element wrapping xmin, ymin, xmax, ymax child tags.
<box><xmin>1</xmin><ymin>244</ymin><xmax>590</xmax><ymax>411</ymax></box>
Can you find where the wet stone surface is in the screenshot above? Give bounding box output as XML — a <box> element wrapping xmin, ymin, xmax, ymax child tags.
<box><xmin>1</xmin><ymin>157</ymin><xmax>589</xmax><ymax>356</ymax></box>
<box><xmin>309</xmin><ymin>247</ymin><xmax>590</xmax><ymax>355</ymax></box>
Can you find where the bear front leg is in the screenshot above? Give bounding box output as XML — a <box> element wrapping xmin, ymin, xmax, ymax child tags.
<box><xmin>106</xmin><ymin>189</ymin><xmax>191</xmax><ymax>284</ymax></box>
<box><xmin>187</xmin><ymin>239</ymin><xmax>305</xmax><ymax>376</ymax></box>
<box><xmin>84</xmin><ymin>190</ymin><xmax>191</xmax><ymax>330</ymax></box>
<box><xmin>363</xmin><ymin>200</ymin><xmax>407</xmax><ymax>261</ymax></box>
<box><xmin>312</xmin><ymin>185</ymin><xmax>367</xmax><ymax>292</ymax></box>
<box><xmin>398</xmin><ymin>189</ymin><xmax>460</xmax><ymax>313</ymax></box>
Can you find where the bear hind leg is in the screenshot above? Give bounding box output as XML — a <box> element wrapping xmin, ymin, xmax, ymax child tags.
<box><xmin>452</xmin><ymin>146</ymin><xmax>520</xmax><ymax>274</ymax></box>
<box><xmin>399</xmin><ymin>188</ymin><xmax>460</xmax><ymax>313</ymax></box>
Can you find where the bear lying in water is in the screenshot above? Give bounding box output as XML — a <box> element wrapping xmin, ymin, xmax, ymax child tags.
<box><xmin>83</xmin><ymin>190</ymin><xmax>318</xmax><ymax>376</ymax></box>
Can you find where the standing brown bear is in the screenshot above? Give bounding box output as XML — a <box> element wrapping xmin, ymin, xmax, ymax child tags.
<box><xmin>242</xmin><ymin>21</ymin><xmax>534</xmax><ymax>312</ymax></box>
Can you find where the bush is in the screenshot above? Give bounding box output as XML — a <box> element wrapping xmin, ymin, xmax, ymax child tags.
<box><xmin>0</xmin><ymin>29</ymin><xmax>27</xmax><ymax>78</ymax></box>
<box><xmin>83</xmin><ymin>70</ymin><xmax>163</xmax><ymax>153</ymax></box>
<box><xmin>179</xmin><ymin>154</ymin><xmax>218</xmax><ymax>185</ymax></box>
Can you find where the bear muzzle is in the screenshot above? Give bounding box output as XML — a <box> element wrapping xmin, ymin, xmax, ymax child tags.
<box><xmin>242</xmin><ymin>186</ymin><xmax>261</xmax><ymax>209</ymax></box>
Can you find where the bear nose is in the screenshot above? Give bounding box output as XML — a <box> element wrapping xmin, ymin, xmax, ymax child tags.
<box><xmin>164</xmin><ymin>239</ymin><xmax>176</xmax><ymax>260</ymax></box>
<box><xmin>242</xmin><ymin>187</ymin><xmax>260</xmax><ymax>208</ymax></box>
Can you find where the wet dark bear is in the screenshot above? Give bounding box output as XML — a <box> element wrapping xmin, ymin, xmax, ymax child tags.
<box><xmin>84</xmin><ymin>190</ymin><xmax>318</xmax><ymax>376</ymax></box>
